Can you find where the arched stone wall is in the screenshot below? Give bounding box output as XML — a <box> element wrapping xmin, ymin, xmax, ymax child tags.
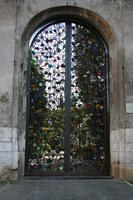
<box><xmin>17</xmin><ymin>6</ymin><xmax>119</xmax><ymax>178</ymax></box>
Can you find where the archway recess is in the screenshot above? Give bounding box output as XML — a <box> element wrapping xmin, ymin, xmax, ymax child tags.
<box><xmin>19</xmin><ymin>6</ymin><xmax>119</xmax><ymax>178</ymax></box>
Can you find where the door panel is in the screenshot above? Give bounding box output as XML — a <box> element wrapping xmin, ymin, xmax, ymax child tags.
<box><xmin>27</xmin><ymin>23</ymin><xmax>66</xmax><ymax>175</ymax></box>
<box><xmin>70</xmin><ymin>23</ymin><xmax>106</xmax><ymax>175</ymax></box>
<box><xmin>25</xmin><ymin>18</ymin><xmax>109</xmax><ymax>176</ymax></box>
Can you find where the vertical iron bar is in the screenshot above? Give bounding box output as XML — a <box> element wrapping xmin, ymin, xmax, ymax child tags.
<box><xmin>25</xmin><ymin>49</ymin><xmax>32</xmax><ymax>175</ymax></box>
<box><xmin>64</xmin><ymin>21</ymin><xmax>72</xmax><ymax>174</ymax></box>
<box><xmin>103</xmin><ymin>48</ymin><xmax>110</xmax><ymax>175</ymax></box>
<box><xmin>105</xmin><ymin>49</ymin><xmax>110</xmax><ymax>175</ymax></box>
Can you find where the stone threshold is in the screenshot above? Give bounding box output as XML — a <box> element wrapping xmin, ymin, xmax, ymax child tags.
<box><xmin>24</xmin><ymin>176</ymin><xmax>113</xmax><ymax>180</ymax></box>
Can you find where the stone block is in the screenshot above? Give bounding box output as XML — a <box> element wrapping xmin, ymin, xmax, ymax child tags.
<box><xmin>126</xmin><ymin>142</ymin><xmax>133</xmax><ymax>152</ymax></box>
<box><xmin>125</xmin><ymin>152</ymin><xmax>133</xmax><ymax>164</ymax></box>
<box><xmin>119</xmin><ymin>151</ymin><xmax>125</xmax><ymax>164</ymax></box>
<box><xmin>0</xmin><ymin>143</ymin><xmax>12</xmax><ymax>152</ymax></box>
<box><xmin>18</xmin><ymin>152</ymin><xmax>25</xmax><ymax>178</ymax></box>
<box><xmin>18</xmin><ymin>129</ymin><xmax>26</xmax><ymax>152</ymax></box>
<box><xmin>126</xmin><ymin>129</ymin><xmax>133</xmax><ymax>143</ymax></box>
<box><xmin>119</xmin><ymin>141</ymin><xmax>125</xmax><ymax>152</ymax></box>
<box><xmin>119</xmin><ymin>129</ymin><xmax>125</xmax><ymax>151</ymax></box>
<box><xmin>125</xmin><ymin>164</ymin><xmax>133</xmax><ymax>179</ymax></box>
<box><xmin>126</xmin><ymin>103</ymin><xmax>133</xmax><ymax>113</ymax></box>
<box><xmin>0</xmin><ymin>152</ymin><xmax>12</xmax><ymax>169</ymax></box>
<box><xmin>12</xmin><ymin>128</ymin><xmax>17</xmax><ymax>138</ymax></box>
<box><xmin>125</xmin><ymin>114</ymin><xmax>133</xmax><ymax>128</ymax></box>
<box><xmin>12</xmin><ymin>137</ymin><xmax>18</xmax><ymax>152</ymax></box>
<box><xmin>0</xmin><ymin>101</ymin><xmax>11</xmax><ymax>127</ymax></box>
<box><xmin>0</xmin><ymin>168</ymin><xmax>18</xmax><ymax>181</ymax></box>
<box><xmin>110</xmin><ymin>151</ymin><xmax>119</xmax><ymax>163</ymax></box>
<box><xmin>0</xmin><ymin>127</ymin><xmax>11</xmax><ymax>139</ymax></box>
<box><xmin>0</xmin><ymin>127</ymin><xmax>18</xmax><ymax>152</ymax></box>
<box><xmin>0</xmin><ymin>137</ymin><xmax>11</xmax><ymax>143</ymax></box>
<box><xmin>110</xmin><ymin>130</ymin><xmax>119</xmax><ymax>152</ymax></box>
<box><xmin>0</xmin><ymin>127</ymin><xmax>12</xmax><ymax>144</ymax></box>
<box><xmin>12</xmin><ymin>128</ymin><xmax>18</xmax><ymax>152</ymax></box>
<box><xmin>12</xmin><ymin>152</ymin><xmax>18</xmax><ymax>169</ymax></box>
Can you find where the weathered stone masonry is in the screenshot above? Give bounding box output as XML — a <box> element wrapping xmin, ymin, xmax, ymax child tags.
<box><xmin>0</xmin><ymin>0</ymin><xmax>133</xmax><ymax>180</ymax></box>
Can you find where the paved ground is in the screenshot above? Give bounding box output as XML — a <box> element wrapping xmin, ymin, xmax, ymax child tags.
<box><xmin>0</xmin><ymin>179</ymin><xmax>133</xmax><ymax>200</ymax></box>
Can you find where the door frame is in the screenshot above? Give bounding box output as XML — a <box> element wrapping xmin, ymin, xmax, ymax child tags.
<box><xmin>25</xmin><ymin>16</ymin><xmax>110</xmax><ymax>176</ymax></box>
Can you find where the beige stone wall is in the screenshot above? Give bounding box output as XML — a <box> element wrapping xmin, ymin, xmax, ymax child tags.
<box><xmin>0</xmin><ymin>0</ymin><xmax>133</xmax><ymax>180</ymax></box>
<box><xmin>0</xmin><ymin>0</ymin><xmax>18</xmax><ymax>180</ymax></box>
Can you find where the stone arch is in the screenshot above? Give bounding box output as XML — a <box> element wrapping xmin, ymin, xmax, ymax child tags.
<box><xmin>18</xmin><ymin>6</ymin><xmax>119</xmax><ymax>178</ymax></box>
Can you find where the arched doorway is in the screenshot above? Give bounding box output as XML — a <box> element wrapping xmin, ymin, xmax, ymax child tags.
<box><xmin>25</xmin><ymin>16</ymin><xmax>109</xmax><ymax>176</ymax></box>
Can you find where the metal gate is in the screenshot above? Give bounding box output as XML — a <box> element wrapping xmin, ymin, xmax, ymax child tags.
<box><xmin>25</xmin><ymin>17</ymin><xmax>109</xmax><ymax>176</ymax></box>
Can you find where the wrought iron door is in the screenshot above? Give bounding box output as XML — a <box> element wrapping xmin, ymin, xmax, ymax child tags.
<box><xmin>25</xmin><ymin>17</ymin><xmax>109</xmax><ymax>176</ymax></box>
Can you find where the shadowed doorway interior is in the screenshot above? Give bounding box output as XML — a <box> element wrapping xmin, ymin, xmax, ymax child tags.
<box><xmin>25</xmin><ymin>16</ymin><xmax>110</xmax><ymax>176</ymax></box>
